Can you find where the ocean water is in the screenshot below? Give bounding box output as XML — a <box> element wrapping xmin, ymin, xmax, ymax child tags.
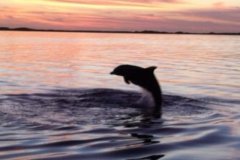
<box><xmin>0</xmin><ymin>31</ymin><xmax>239</xmax><ymax>160</ymax></box>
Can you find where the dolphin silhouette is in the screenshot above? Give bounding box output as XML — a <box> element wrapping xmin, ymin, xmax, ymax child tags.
<box><xmin>111</xmin><ymin>64</ymin><xmax>162</xmax><ymax>114</ymax></box>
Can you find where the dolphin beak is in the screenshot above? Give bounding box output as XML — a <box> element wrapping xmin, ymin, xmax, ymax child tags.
<box><xmin>110</xmin><ymin>71</ymin><xmax>115</xmax><ymax>75</ymax></box>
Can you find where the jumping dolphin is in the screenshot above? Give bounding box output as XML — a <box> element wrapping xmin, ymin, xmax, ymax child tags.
<box><xmin>111</xmin><ymin>64</ymin><xmax>162</xmax><ymax>114</ymax></box>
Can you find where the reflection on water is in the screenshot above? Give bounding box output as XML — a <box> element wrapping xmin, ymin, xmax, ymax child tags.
<box><xmin>0</xmin><ymin>31</ymin><xmax>239</xmax><ymax>159</ymax></box>
<box><xmin>0</xmin><ymin>31</ymin><xmax>239</xmax><ymax>99</ymax></box>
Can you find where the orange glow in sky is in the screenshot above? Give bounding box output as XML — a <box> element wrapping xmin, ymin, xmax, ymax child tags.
<box><xmin>1</xmin><ymin>0</ymin><xmax>240</xmax><ymax>32</ymax></box>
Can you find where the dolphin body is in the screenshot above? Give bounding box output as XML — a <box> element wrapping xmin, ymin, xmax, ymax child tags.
<box><xmin>111</xmin><ymin>64</ymin><xmax>162</xmax><ymax>114</ymax></box>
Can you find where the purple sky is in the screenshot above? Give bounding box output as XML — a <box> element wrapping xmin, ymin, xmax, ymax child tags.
<box><xmin>1</xmin><ymin>0</ymin><xmax>240</xmax><ymax>32</ymax></box>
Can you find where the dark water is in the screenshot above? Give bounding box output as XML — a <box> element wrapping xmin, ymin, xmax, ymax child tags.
<box><xmin>0</xmin><ymin>32</ymin><xmax>239</xmax><ymax>159</ymax></box>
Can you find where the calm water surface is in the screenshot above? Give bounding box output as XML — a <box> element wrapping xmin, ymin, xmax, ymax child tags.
<box><xmin>0</xmin><ymin>31</ymin><xmax>239</xmax><ymax>160</ymax></box>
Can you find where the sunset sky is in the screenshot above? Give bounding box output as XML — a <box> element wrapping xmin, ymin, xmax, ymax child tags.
<box><xmin>1</xmin><ymin>0</ymin><xmax>240</xmax><ymax>32</ymax></box>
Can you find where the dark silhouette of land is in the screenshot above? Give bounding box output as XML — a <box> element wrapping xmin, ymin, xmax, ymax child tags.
<box><xmin>0</xmin><ymin>27</ymin><xmax>239</xmax><ymax>35</ymax></box>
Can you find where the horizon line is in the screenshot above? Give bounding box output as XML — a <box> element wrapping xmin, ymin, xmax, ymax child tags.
<box><xmin>1</xmin><ymin>27</ymin><xmax>240</xmax><ymax>35</ymax></box>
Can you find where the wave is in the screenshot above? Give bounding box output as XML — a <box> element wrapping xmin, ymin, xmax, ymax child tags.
<box><xmin>0</xmin><ymin>88</ymin><xmax>210</xmax><ymax>127</ymax></box>
<box><xmin>0</xmin><ymin>88</ymin><xmax>239</xmax><ymax>160</ymax></box>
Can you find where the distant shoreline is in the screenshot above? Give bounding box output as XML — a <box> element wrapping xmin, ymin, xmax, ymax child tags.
<box><xmin>1</xmin><ymin>27</ymin><xmax>240</xmax><ymax>35</ymax></box>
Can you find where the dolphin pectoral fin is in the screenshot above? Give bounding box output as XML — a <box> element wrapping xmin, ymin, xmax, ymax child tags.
<box><xmin>124</xmin><ymin>77</ymin><xmax>130</xmax><ymax>84</ymax></box>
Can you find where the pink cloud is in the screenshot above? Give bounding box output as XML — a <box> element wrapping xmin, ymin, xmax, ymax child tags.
<box><xmin>1</xmin><ymin>1</ymin><xmax>239</xmax><ymax>32</ymax></box>
<box><xmin>179</xmin><ymin>8</ymin><xmax>240</xmax><ymax>25</ymax></box>
<box><xmin>213</xmin><ymin>2</ymin><xmax>226</xmax><ymax>9</ymax></box>
<box><xmin>48</xmin><ymin>0</ymin><xmax>181</xmax><ymax>6</ymax></box>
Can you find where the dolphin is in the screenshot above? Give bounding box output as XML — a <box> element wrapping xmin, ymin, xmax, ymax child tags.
<box><xmin>111</xmin><ymin>64</ymin><xmax>162</xmax><ymax>114</ymax></box>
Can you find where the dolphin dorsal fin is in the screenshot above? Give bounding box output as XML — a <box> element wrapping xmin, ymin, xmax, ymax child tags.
<box><xmin>145</xmin><ymin>66</ymin><xmax>157</xmax><ymax>73</ymax></box>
